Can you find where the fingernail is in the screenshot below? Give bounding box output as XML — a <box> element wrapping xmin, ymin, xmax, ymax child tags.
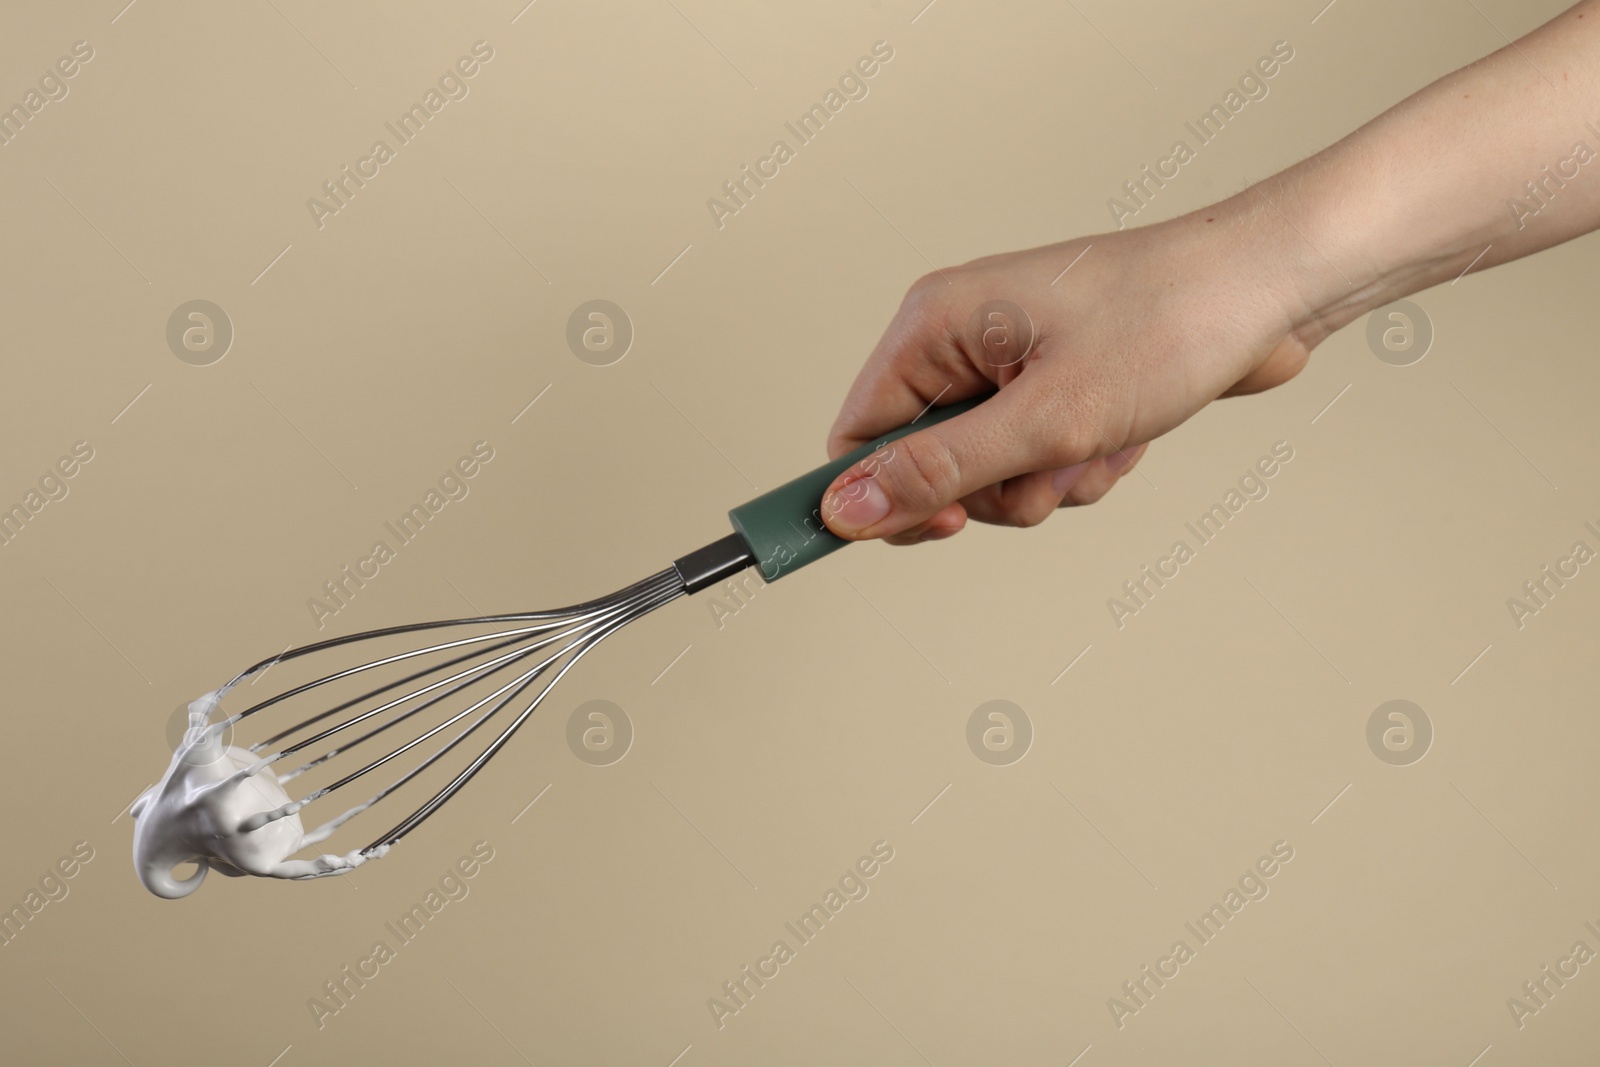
<box><xmin>1051</xmin><ymin>462</ymin><xmax>1090</xmax><ymax>494</ymax></box>
<box><xmin>825</xmin><ymin>477</ymin><xmax>890</xmax><ymax>534</ymax></box>
<box><xmin>1106</xmin><ymin>447</ymin><xmax>1138</xmax><ymax>474</ymax></box>
<box><xmin>918</xmin><ymin>526</ymin><xmax>958</xmax><ymax>543</ymax></box>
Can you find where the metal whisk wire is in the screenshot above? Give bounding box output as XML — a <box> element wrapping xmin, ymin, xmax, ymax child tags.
<box><xmin>216</xmin><ymin>567</ymin><xmax>686</xmax><ymax>866</ymax></box>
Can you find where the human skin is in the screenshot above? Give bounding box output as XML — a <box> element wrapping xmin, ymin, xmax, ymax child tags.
<box><xmin>822</xmin><ymin>0</ymin><xmax>1600</xmax><ymax>546</ymax></box>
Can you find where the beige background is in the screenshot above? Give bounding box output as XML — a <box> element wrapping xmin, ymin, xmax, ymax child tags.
<box><xmin>2</xmin><ymin>0</ymin><xmax>1598</xmax><ymax>1063</ymax></box>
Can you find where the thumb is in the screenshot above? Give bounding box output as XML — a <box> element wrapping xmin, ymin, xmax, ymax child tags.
<box><xmin>820</xmin><ymin>390</ymin><xmax>1054</xmax><ymax>541</ymax></box>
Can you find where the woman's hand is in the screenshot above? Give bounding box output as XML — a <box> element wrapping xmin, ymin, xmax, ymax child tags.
<box><xmin>821</xmin><ymin>203</ymin><xmax>1321</xmax><ymax>545</ymax></box>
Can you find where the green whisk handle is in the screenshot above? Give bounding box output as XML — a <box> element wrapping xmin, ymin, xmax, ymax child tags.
<box><xmin>727</xmin><ymin>394</ymin><xmax>986</xmax><ymax>583</ymax></box>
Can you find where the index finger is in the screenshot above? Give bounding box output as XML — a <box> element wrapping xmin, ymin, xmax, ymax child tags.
<box><xmin>826</xmin><ymin>291</ymin><xmax>994</xmax><ymax>458</ymax></box>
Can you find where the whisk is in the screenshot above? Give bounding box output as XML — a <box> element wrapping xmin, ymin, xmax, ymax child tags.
<box><xmin>136</xmin><ymin>397</ymin><xmax>979</xmax><ymax>893</ymax></box>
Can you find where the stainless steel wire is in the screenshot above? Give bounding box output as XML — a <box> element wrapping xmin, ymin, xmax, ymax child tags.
<box><xmin>213</xmin><ymin>567</ymin><xmax>686</xmax><ymax>867</ymax></box>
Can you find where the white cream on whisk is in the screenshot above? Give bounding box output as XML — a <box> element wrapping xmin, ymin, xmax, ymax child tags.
<box><xmin>131</xmin><ymin>690</ymin><xmax>383</xmax><ymax>899</ymax></box>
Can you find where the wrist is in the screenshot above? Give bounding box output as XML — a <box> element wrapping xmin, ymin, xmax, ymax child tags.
<box><xmin>1162</xmin><ymin>187</ymin><xmax>1354</xmax><ymax>354</ymax></box>
<box><xmin>1217</xmin><ymin>136</ymin><xmax>1509</xmax><ymax>350</ymax></box>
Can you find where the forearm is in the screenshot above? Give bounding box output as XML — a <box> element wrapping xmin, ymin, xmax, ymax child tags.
<box><xmin>823</xmin><ymin>4</ymin><xmax>1600</xmax><ymax>541</ymax></box>
<box><xmin>1219</xmin><ymin>0</ymin><xmax>1600</xmax><ymax>344</ymax></box>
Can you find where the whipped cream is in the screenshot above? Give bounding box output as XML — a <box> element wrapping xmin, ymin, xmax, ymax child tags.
<box><xmin>132</xmin><ymin>689</ymin><xmax>385</xmax><ymax>899</ymax></box>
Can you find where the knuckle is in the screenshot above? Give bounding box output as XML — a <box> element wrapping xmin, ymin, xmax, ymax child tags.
<box><xmin>900</xmin><ymin>271</ymin><xmax>963</xmax><ymax>327</ymax></box>
<box><xmin>1050</xmin><ymin>419</ymin><xmax>1101</xmax><ymax>469</ymax></box>
<box><xmin>908</xmin><ymin>271</ymin><xmax>949</xmax><ymax>299</ymax></box>
<box><xmin>1003</xmin><ymin>484</ymin><xmax>1060</xmax><ymax>528</ymax></box>
<box><xmin>1030</xmin><ymin>383</ymin><xmax>1112</xmax><ymax>468</ymax></box>
<box><xmin>898</xmin><ymin>278</ymin><xmax>939</xmax><ymax>318</ymax></box>
<box><xmin>887</xmin><ymin>432</ymin><xmax>962</xmax><ymax>511</ymax></box>
<box><xmin>1067</xmin><ymin>478</ymin><xmax>1113</xmax><ymax>508</ymax></box>
<box><xmin>1009</xmin><ymin>503</ymin><xmax>1054</xmax><ymax>528</ymax></box>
